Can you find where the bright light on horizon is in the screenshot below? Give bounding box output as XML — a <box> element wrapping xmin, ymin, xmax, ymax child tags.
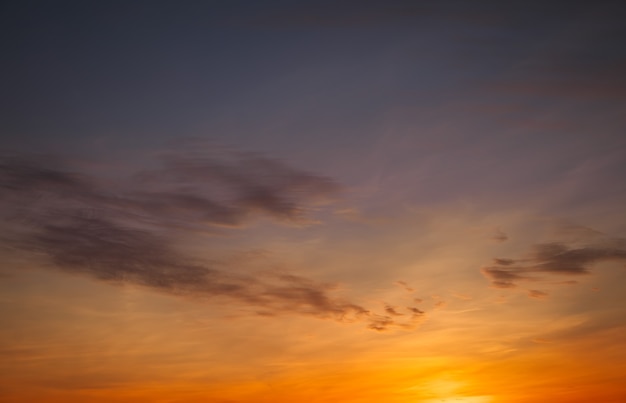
<box><xmin>405</xmin><ymin>378</ymin><xmax>493</xmax><ymax>403</ymax></box>
<box><xmin>422</xmin><ymin>396</ymin><xmax>493</xmax><ymax>403</ymax></box>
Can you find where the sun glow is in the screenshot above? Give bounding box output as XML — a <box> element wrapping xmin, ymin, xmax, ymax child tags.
<box><xmin>407</xmin><ymin>377</ymin><xmax>493</xmax><ymax>403</ymax></box>
<box><xmin>422</xmin><ymin>397</ymin><xmax>493</xmax><ymax>403</ymax></box>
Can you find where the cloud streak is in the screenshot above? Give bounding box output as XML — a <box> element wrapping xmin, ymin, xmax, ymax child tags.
<box><xmin>1</xmin><ymin>148</ymin><xmax>340</xmax><ymax>226</ymax></box>
<box><xmin>0</xmin><ymin>148</ymin><xmax>421</xmax><ymax>330</ymax></box>
<box><xmin>481</xmin><ymin>237</ymin><xmax>626</xmax><ymax>289</ymax></box>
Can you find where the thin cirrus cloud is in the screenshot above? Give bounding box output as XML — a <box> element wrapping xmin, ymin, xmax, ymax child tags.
<box><xmin>481</xmin><ymin>237</ymin><xmax>626</xmax><ymax>290</ymax></box>
<box><xmin>0</xmin><ymin>148</ymin><xmax>421</xmax><ymax>331</ymax></box>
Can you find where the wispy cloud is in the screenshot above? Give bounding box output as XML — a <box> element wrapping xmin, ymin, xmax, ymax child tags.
<box><xmin>1</xmin><ymin>148</ymin><xmax>341</xmax><ymax>228</ymax></box>
<box><xmin>527</xmin><ymin>289</ymin><xmax>549</xmax><ymax>299</ymax></box>
<box><xmin>481</xmin><ymin>234</ymin><xmax>626</xmax><ymax>290</ymax></box>
<box><xmin>139</xmin><ymin>149</ymin><xmax>341</xmax><ymax>225</ymax></box>
<box><xmin>368</xmin><ymin>305</ymin><xmax>425</xmax><ymax>331</ymax></box>
<box><xmin>0</xmin><ymin>149</ymin><xmax>421</xmax><ymax>330</ymax></box>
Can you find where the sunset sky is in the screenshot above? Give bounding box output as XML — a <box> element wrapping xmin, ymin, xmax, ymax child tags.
<box><xmin>2</xmin><ymin>1</ymin><xmax>626</xmax><ymax>402</ymax></box>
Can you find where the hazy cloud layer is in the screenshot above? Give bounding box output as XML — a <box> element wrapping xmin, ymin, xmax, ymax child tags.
<box><xmin>0</xmin><ymin>149</ymin><xmax>421</xmax><ymax>330</ymax></box>
<box><xmin>482</xmin><ymin>236</ymin><xmax>626</xmax><ymax>290</ymax></box>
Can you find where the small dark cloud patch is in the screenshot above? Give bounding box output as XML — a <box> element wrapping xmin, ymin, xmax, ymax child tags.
<box><xmin>407</xmin><ymin>306</ymin><xmax>424</xmax><ymax>316</ymax></box>
<box><xmin>367</xmin><ymin>305</ymin><xmax>425</xmax><ymax>332</ymax></box>
<box><xmin>528</xmin><ymin>289</ymin><xmax>549</xmax><ymax>299</ymax></box>
<box><xmin>367</xmin><ymin>315</ymin><xmax>395</xmax><ymax>332</ymax></box>
<box><xmin>395</xmin><ymin>280</ymin><xmax>414</xmax><ymax>292</ymax></box>
<box><xmin>481</xmin><ymin>234</ymin><xmax>626</xmax><ymax>291</ymax></box>
<box><xmin>481</xmin><ymin>267</ymin><xmax>535</xmax><ymax>289</ymax></box>
<box><xmin>384</xmin><ymin>305</ymin><xmax>403</xmax><ymax>316</ymax></box>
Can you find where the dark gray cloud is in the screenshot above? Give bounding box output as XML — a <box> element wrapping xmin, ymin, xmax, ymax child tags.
<box><xmin>0</xmin><ymin>149</ymin><xmax>419</xmax><ymax>330</ymax></box>
<box><xmin>482</xmin><ymin>236</ymin><xmax>626</xmax><ymax>290</ymax></box>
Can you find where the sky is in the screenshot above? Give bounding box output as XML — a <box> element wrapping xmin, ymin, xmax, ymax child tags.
<box><xmin>1</xmin><ymin>1</ymin><xmax>626</xmax><ymax>402</ymax></box>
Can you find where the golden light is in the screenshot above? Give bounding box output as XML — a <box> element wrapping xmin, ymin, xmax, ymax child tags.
<box><xmin>405</xmin><ymin>377</ymin><xmax>494</xmax><ymax>403</ymax></box>
<box><xmin>422</xmin><ymin>397</ymin><xmax>493</xmax><ymax>403</ymax></box>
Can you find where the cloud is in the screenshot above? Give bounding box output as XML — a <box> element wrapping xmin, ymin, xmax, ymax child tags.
<box><xmin>1</xmin><ymin>149</ymin><xmax>341</xmax><ymax>228</ymax></box>
<box><xmin>395</xmin><ymin>280</ymin><xmax>414</xmax><ymax>292</ymax></box>
<box><xmin>385</xmin><ymin>304</ymin><xmax>404</xmax><ymax>316</ymax></box>
<box><xmin>0</xmin><ymin>149</ymin><xmax>420</xmax><ymax>330</ymax></box>
<box><xmin>140</xmin><ymin>149</ymin><xmax>341</xmax><ymax>225</ymax></box>
<box><xmin>367</xmin><ymin>315</ymin><xmax>395</xmax><ymax>331</ymax></box>
<box><xmin>481</xmin><ymin>236</ymin><xmax>626</xmax><ymax>290</ymax></box>
<box><xmin>493</xmin><ymin>258</ymin><xmax>515</xmax><ymax>266</ymax></box>
<box><xmin>490</xmin><ymin>228</ymin><xmax>509</xmax><ymax>243</ymax></box>
<box><xmin>481</xmin><ymin>267</ymin><xmax>535</xmax><ymax>289</ymax></box>
<box><xmin>10</xmin><ymin>206</ymin><xmax>370</xmax><ymax>320</ymax></box>
<box><xmin>367</xmin><ymin>305</ymin><xmax>425</xmax><ymax>332</ymax></box>
<box><xmin>528</xmin><ymin>289</ymin><xmax>549</xmax><ymax>299</ymax></box>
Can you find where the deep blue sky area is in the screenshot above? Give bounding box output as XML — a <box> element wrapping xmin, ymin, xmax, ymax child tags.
<box><xmin>1</xmin><ymin>0</ymin><xmax>625</xmax><ymax>203</ymax></box>
<box><xmin>3</xmin><ymin>0</ymin><xmax>624</xmax><ymax>157</ymax></box>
